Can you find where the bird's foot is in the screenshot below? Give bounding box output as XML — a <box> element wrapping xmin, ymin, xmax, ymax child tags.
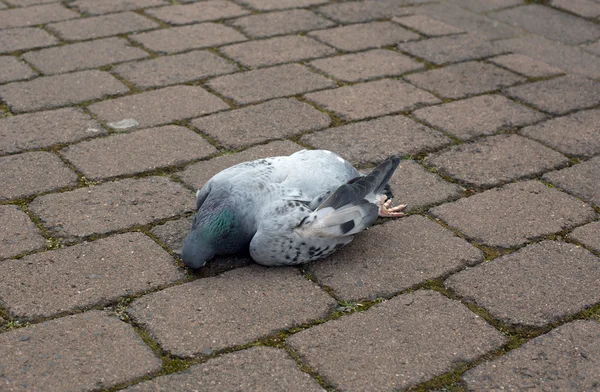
<box><xmin>379</xmin><ymin>196</ymin><xmax>406</xmax><ymax>217</ymax></box>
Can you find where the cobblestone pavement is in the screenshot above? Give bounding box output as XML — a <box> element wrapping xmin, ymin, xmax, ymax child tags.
<box><xmin>0</xmin><ymin>0</ymin><xmax>599</xmax><ymax>391</ymax></box>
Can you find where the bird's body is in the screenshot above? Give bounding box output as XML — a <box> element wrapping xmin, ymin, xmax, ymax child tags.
<box><xmin>182</xmin><ymin>150</ymin><xmax>405</xmax><ymax>269</ymax></box>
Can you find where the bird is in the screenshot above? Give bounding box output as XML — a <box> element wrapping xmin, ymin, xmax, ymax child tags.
<box><xmin>181</xmin><ymin>150</ymin><xmax>406</xmax><ymax>269</ymax></box>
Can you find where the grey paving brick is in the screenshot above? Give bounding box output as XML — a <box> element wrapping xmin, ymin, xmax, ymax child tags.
<box><xmin>191</xmin><ymin>98</ymin><xmax>330</xmax><ymax>149</ymax></box>
<box><xmin>388</xmin><ymin>160</ymin><xmax>464</xmax><ymax>212</ymax></box>
<box><xmin>398</xmin><ymin>34</ymin><xmax>505</xmax><ymax>65</ymax></box>
<box><xmin>308</xmin><ymin>215</ymin><xmax>482</xmax><ymax>301</ymax></box>
<box><xmin>447</xmin><ymin>241</ymin><xmax>600</xmax><ymax>326</ymax></box>
<box><xmin>88</xmin><ymin>85</ymin><xmax>228</xmax><ymax>129</ymax></box>
<box><xmin>62</xmin><ymin>125</ymin><xmax>217</xmax><ymax>180</ymax></box>
<box><xmin>498</xmin><ymin>35</ymin><xmax>600</xmax><ymax>79</ymax></box>
<box><xmin>229</xmin><ymin>9</ymin><xmax>334</xmax><ymax>38</ymax></box>
<box><xmin>392</xmin><ymin>14</ymin><xmax>465</xmax><ymax>36</ymax></box>
<box><xmin>4</xmin><ymin>0</ymin><xmax>57</xmax><ymax>5</ymax></box>
<box><xmin>405</xmin><ymin>61</ymin><xmax>525</xmax><ymax>100</ymax></box>
<box><xmin>128</xmin><ymin>265</ymin><xmax>336</xmax><ymax>356</ymax></box>
<box><xmin>308</xmin><ymin>49</ymin><xmax>423</xmax><ymax>83</ymax></box>
<box><xmin>464</xmin><ymin>320</ymin><xmax>600</xmax><ymax>391</ymax></box>
<box><xmin>22</xmin><ymin>37</ymin><xmax>149</xmax><ymax>75</ymax></box>
<box><xmin>235</xmin><ymin>0</ymin><xmax>326</xmax><ymax>11</ymax></box>
<box><xmin>72</xmin><ymin>0</ymin><xmax>168</xmax><ymax>15</ymax></box>
<box><xmin>0</xmin><ymin>205</ymin><xmax>45</xmax><ymax>259</ymax></box>
<box><xmin>131</xmin><ymin>23</ymin><xmax>246</xmax><ymax>54</ymax></box>
<box><xmin>47</xmin><ymin>11</ymin><xmax>158</xmax><ymax>41</ymax></box>
<box><xmin>301</xmin><ymin>115</ymin><xmax>451</xmax><ymax>167</ymax></box>
<box><xmin>308</xmin><ymin>21</ymin><xmax>420</xmax><ymax>52</ymax></box>
<box><xmin>220</xmin><ymin>35</ymin><xmax>336</xmax><ymax>68</ymax></box>
<box><xmin>490</xmin><ymin>4</ymin><xmax>600</xmax><ymax>45</ymax></box>
<box><xmin>0</xmin><ymin>3</ymin><xmax>78</xmax><ymax>29</ymax></box>
<box><xmin>505</xmin><ymin>75</ymin><xmax>600</xmax><ymax>115</ymax></box>
<box><xmin>0</xmin><ymin>55</ymin><xmax>36</xmax><ymax>83</ymax></box>
<box><xmin>488</xmin><ymin>53</ymin><xmax>564</xmax><ymax>78</ymax></box>
<box><xmin>570</xmin><ymin>221</ymin><xmax>600</xmax><ymax>253</ymax></box>
<box><xmin>316</xmin><ymin>0</ymin><xmax>423</xmax><ymax>23</ymax></box>
<box><xmin>447</xmin><ymin>0</ymin><xmax>522</xmax><ymax>12</ymax></box>
<box><xmin>0</xmin><ymin>233</ymin><xmax>184</xmax><ymax>320</ymax></box>
<box><xmin>126</xmin><ymin>346</ymin><xmax>323</xmax><ymax>392</ymax></box>
<box><xmin>304</xmin><ymin>79</ymin><xmax>440</xmax><ymax>122</ymax></box>
<box><xmin>0</xmin><ymin>108</ymin><xmax>104</xmax><ymax>155</ymax></box>
<box><xmin>29</xmin><ymin>176</ymin><xmax>194</xmax><ymax>240</ymax></box>
<box><xmin>0</xmin><ymin>311</ymin><xmax>162</xmax><ymax>391</ymax></box>
<box><xmin>521</xmin><ymin>109</ymin><xmax>600</xmax><ymax>158</ymax></box>
<box><xmin>0</xmin><ymin>70</ymin><xmax>128</xmax><ymax>113</ymax></box>
<box><xmin>146</xmin><ymin>1</ymin><xmax>250</xmax><ymax>25</ymax></box>
<box><xmin>430</xmin><ymin>180</ymin><xmax>597</xmax><ymax>247</ymax></box>
<box><xmin>583</xmin><ymin>40</ymin><xmax>600</xmax><ymax>56</ymax></box>
<box><xmin>114</xmin><ymin>50</ymin><xmax>236</xmax><ymax>89</ymax></box>
<box><xmin>544</xmin><ymin>157</ymin><xmax>600</xmax><ymax>207</ymax></box>
<box><xmin>428</xmin><ymin>134</ymin><xmax>568</xmax><ymax>188</ymax></box>
<box><xmin>207</xmin><ymin>64</ymin><xmax>335</xmax><ymax>105</ymax></box>
<box><xmin>412</xmin><ymin>94</ymin><xmax>547</xmax><ymax>141</ymax></box>
<box><xmin>0</xmin><ymin>27</ymin><xmax>59</xmax><ymax>54</ymax></box>
<box><xmin>177</xmin><ymin>140</ymin><xmax>302</xmax><ymax>189</ymax></box>
<box><xmin>552</xmin><ymin>0</ymin><xmax>600</xmax><ymax>18</ymax></box>
<box><xmin>0</xmin><ymin>152</ymin><xmax>78</xmax><ymax>200</ymax></box>
<box><xmin>288</xmin><ymin>290</ymin><xmax>506</xmax><ymax>391</ymax></box>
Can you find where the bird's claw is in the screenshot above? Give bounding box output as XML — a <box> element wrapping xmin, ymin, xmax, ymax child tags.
<box><xmin>379</xmin><ymin>196</ymin><xmax>406</xmax><ymax>217</ymax></box>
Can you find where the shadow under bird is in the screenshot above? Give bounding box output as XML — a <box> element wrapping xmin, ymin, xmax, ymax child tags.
<box><xmin>182</xmin><ymin>150</ymin><xmax>406</xmax><ymax>269</ymax></box>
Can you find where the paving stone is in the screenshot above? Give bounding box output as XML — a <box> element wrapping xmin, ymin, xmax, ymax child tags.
<box><xmin>0</xmin><ymin>311</ymin><xmax>162</xmax><ymax>391</ymax></box>
<box><xmin>128</xmin><ymin>265</ymin><xmax>336</xmax><ymax>356</ymax></box>
<box><xmin>301</xmin><ymin>115</ymin><xmax>451</xmax><ymax>167</ymax></box>
<box><xmin>0</xmin><ymin>3</ymin><xmax>79</xmax><ymax>29</ymax></box>
<box><xmin>388</xmin><ymin>160</ymin><xmax>464</xmax><ymax>212</ymax></box>
<box><xmin>220</xmin><ymin>35</ymin><xmax>335</xmax><ymax>68</ymax></box>
<box><xmin>506</xmin><ymin>75</ymin><xmax>600</xmax><ymax>115</ymax></box>
<box><xmin>22</xmin><ymin>37</ymin><xmax>149</xmax><ymax>75</ymax></box>
<box><xmin>544</xmin><ymin>157</ymin><xmax>600</xmax><ymax>207</ymax></box>
<box><xmin>114</xmin><ymin>50</ymin><xmax>236</xmax><ymax>89</ymax></box>
<box><xmin>131</xmin><ymin>23</ymin><xmax>246</xmax><ymax>54</ymax></box>
<box><xmin>304</xmin><ymin>79</ymin><xmax>440</xmax><ymax>122</ymax></box>
<box><xmin>447</xmin><ymin>0</ymin><xmax>522</xmax><ymax>12</ymax></box>
<box><xmin>146</xmin><ymin>1</ymin><xmax>249</xmax><ymax>25</ymax></box>
<box><xmin>235</xmin><ymin>0</ymin><xmax>326</xmax><ymax>11</ymax></box>
<box><xmin>0</xmin><ymin>205</ymin><xmax>45</xmax><ymax>260</ymax></box>
<box><xmin>191</xmin><ymin>98</ymin><xmax>330</xmax><ymax>149</ymax></box>
<box><xmin>207</xmin><ymin>64</ymin><xmax>335</xmax><ymax>105</ymax></box>
<box><xmin>0</xmin><ymin>152</ymin><xmax>78</xmax><ymax>200</ymax></box>
<box><xmin>552</xmin><ymin>0</ymin><xmax>600</xmax><ymax>18</ymax></box>
<box><xmin>488</xmin><ymin>53</ymin><xmax>564</xmax><ymax>78</ymax></box>
<box><xmin>405</xmin><ymin>61</ymin><xmax>525</xmax><ymax>100</ymax></box>
<box><xmin>446</xmin><ymin>241</ymin><xmax>600</xmax><ymax>326</ymax></box>
<box><xmin>583</xmin><ymin>40</ymin><xmax>600</xmax><ymax>56</ymax></box>
<box><xmin>177</xmin><ymin>140</ymin><xmax>302</xmax><ymax>189</ymax></box>
<box><xmin>125</xmin><ymin>346</ymin><xmax>323</xmax><ymax>392</ymax></box>
<box><xmin>0</xmin><ymin>27</ymin><xmax>59</xmax><ymax>54</ymax></box>
<box><xmin>428</xmin><ymin>134</ymin><xmax>569</xmax><ymax>188</ymax></box>
<box><xmin>490</xmin><ymin>4</ymin><xmax>600</xmax><ymax>45</ymax></box>
<box><xmin>0</xmin><ymin>70</ymin><xmax>128</xmax><ymax>113</ymax></box>
<box><xmin>288</xmin><ymin>290</ymin><xmax>506</xmax><ymax>391</ymax></box>
<box><xmin>398</xmin><ymin>34</ymin><xmax>505</xmax><ymax>65</ymax></box>
<box><xmin>412</xmin><ymin>94</ymin><xmax>546</xmax><ymax>141</ymax></box>
<box><xmin>72</xmin><ymin>0</ymin><xmax>168</xmax><ymax>15</ymax></box>
<box><xmin>392</xmin><ymin>14</ymin><xmax>465</xmax><ymax>36</ymax></box>
<box><xmin>308</xmin><ymin>21</ymin><xmax>420</xmax><ymax>52</ymax></box>
<box><xmin>430</xmin><ymin>180</ymin><xmax>597</xmax><ymax>247</ymax></box>
<box><xmin>498</xmin><ymin>35</ymin><xmax>600</xmax><ymax>79</ymax></box>
<box><xmin>47</xmin><ymin>11</ymin><xmax>158</xmax><ymax>41</ymax></box>
<box><xmin>4</xmin><ymin>0</ymin><xmax>57</xmax><ymax>5</ymax></box>
<box><xmin>29</xmin><ymin>176</ymin><xmax>194</xmax><ymax>240</ymax></box>
<box><xmin>308</xmin><ymin>216</ymin><xmax>482</xmax><ymax>300</ymax></box>
<box><xmin>62</xmin><ymin>126</ymin><xmax>217</xmax><ymax>180</ymax></box>
<box><xmin>316</xmin><ymin>0</ymin><xmax>423</xmax><ymax>23</ymax></box>
<box><xmin>88</xmin><ymin>85</ymin><xmax>228</xmax><ymax>129</ymax></box>
<box><xmin>0</xmin><ymin>108</ymin><xmax>104</xmax><ymax>155</ymax></box>
<box><xmin>464</xmin><ymin>320</ymin><xmax>600</xmax><ymax>391</ymax></box>
<box><xmin>229</xmin><ymin>9</ymin><xmax>334</xmax><ymax>38</ymax></box>
<box><xmin>521</xmin><ymin>109</ymin><xmax>600</xmax><ymax>158</ymax></box>
<box><xmin>0</xmin><ymin>55</ymin><xmax>36</xmax><ymax>83</ymax></box>
<box><xmin>0</xmin><ymin>233</ymin><xmax>184</xmax><ymax>320</ymax></box>
<box><xmin>570</xmin><ymin>221</ymin><xmax>600</xmax><ymax>253</ymax></box>
<box><xmin>308</xmin><ymin>49</ymin><xmax>423</xmax><ymax>83</ymax></box>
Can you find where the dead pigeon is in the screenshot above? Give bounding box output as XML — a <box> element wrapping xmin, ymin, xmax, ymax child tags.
<box><xmin>182</xmin><ymin>150</ymin><xmax>405</xmax><ymax>268</ymax></box>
